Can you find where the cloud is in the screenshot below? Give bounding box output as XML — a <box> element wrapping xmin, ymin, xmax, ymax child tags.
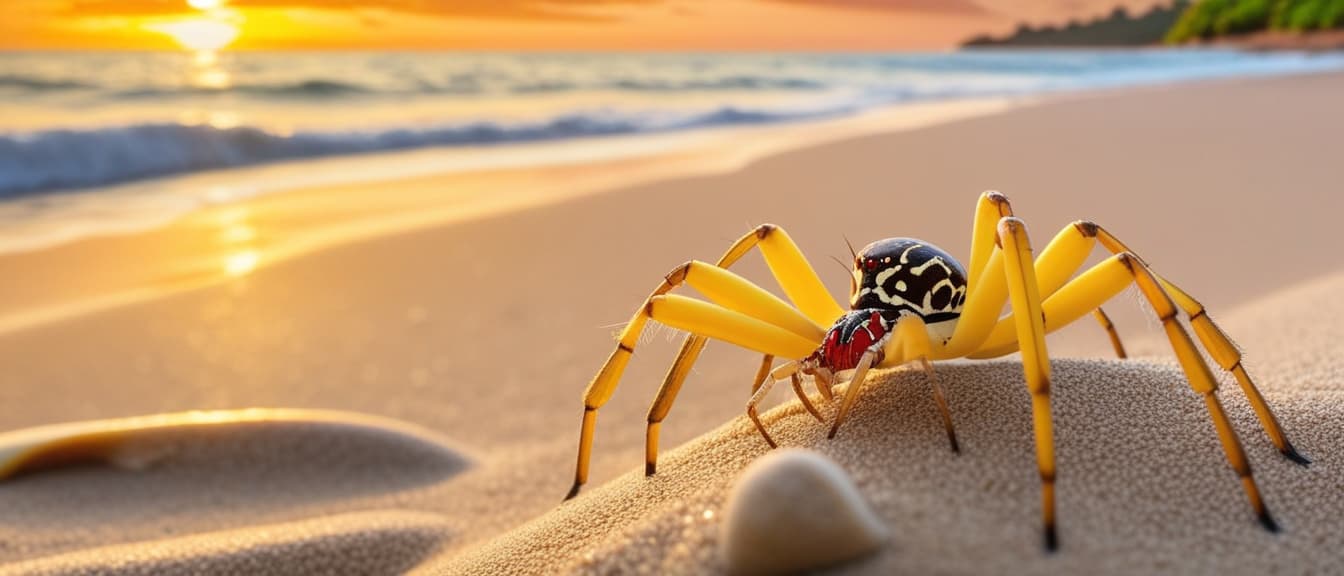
<box><xmin>764</xmin><ymin>0</ymin><xmax>987</xmax><ymax>15</ymax></box>
<box><xmin>57</xmin><ymin>0</ymin><xmax>662</xmax><ymax>20</ymax></box>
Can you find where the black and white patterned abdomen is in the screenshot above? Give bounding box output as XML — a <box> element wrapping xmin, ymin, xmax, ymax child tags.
<box><xmin>851</xmin><ymin>238</ymin><xmax>968</xmax><ymax>324</ymax></box>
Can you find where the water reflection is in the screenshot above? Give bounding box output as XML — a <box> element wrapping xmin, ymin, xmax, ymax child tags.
<box><xmin>190</xmin><ymin>50</ymin><xmax>232</xmax><ymax>90</ymax></box>
<box><xmin>216</xmin><ymin>206</ymin><xmax>260</xmax><ymax>278</ymax></box>
<box><xmin>224</xmin><ymin>250</ymin><xmax>259</xmax><ymax>277</ymax></box>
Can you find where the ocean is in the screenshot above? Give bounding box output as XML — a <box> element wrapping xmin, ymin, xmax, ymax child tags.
<box><xmin>2</xmin><ymin>49</ymin><xmax>1343</xmax><ymax>251</ymax></box>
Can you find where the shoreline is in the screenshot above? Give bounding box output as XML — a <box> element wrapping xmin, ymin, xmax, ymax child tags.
<box><xmin>6</xmin><ymin>62</ymin><xmax>1344</xmax><ymax>339</ymax></box>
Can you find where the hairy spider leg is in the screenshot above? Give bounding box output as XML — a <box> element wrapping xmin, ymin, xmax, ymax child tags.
<box><xmin>938</xmin><ymin>247</ymin><xmax>1009</xmax><ymax>359</ymax></box>
<box><xmin>972</xmin><ymin>250</ymin><xmax>1281</xmax><ymax>534</ymax></box>
<box><xmin>645</xmin><ymin>225</ymin><xmax>847</xmax><ymax>475</ymax></box>
<box><xmin>970</xmin><ymin>221</ymin><xmax>1305</xmax><ymax>466</ymax></box>
<box><xmin>567</xmin><ymin>260</ymin><xmax>825</xmax><ymax>500</ymax></box>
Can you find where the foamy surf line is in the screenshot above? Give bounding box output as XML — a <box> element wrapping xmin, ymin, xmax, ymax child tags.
<box><xmin>0</xmin><ymin>104</ymin><xmax>852</xmax><ymax>197</ymax></box>
<box><xmin>5</xmin><ymin>49</ymin><xmax>1344</xmax><ymax>201</ymax></box>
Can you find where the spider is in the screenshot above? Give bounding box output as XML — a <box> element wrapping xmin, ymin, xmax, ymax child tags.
<box><xmin>563</xmin><ymin>191</ymin><xmax>1308</xmax><ymax>550</ymax></box>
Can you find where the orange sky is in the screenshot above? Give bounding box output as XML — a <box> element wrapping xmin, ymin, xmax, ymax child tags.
<box><xmin>0</xmin><ymin>0</ymin><xmax>1169</xmax><ymax>51</ymax></box>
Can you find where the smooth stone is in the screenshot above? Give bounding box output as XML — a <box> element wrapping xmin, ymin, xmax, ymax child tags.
<box><xmin>720</xmin><ymin>448</ymin><xmax>888</xmax><ymax>576</ymax></box>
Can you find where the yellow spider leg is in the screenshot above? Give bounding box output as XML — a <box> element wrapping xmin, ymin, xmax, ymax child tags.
<box><xmin>645</xmin><ymin>224</ymin><xmax>844</xmax><ymax>475</ymax></box>
<box><xmin>1092</xmin><ymin>307</ymin><xmax>1128</xmax><ymax>359</ymax></box>
<box><xmin>720</xmin><ymin>224</ymin><xmax>846</xmax><ymax>326</ymax></box>
<box><xmin>879</xmin><ymin>316</ymin><xmax>960</xmax><ymax>452</ymax></box>
<box><xmin>967</xmin><ymin>191</ymin><xmax>1014</xmax><ymax>296</ymax></box>
<box><xmin>1092</xmin><ymin>226</ymin><xmax>1308</xmax><ymax>466</ymax></box>
<box><xmin>568</xmin><ymin>259</ymin><xmax>823</xmax><ymax>500</ymax></box>
<box><xmin>990</xmin><ymin>222</ymin><xmax>1307</xmax><ymax>465</ymax></box>
<box><xmin>918</xmin><ymin>357</ymin><xmax>961</xmax><ymax>453</ymax></box>
<box><xmin>970</xmin><ymin>221</ymin><xmax>1102</xmax><ymax>356</ymax></box>
<box><xmin>812</xmin><ymin>367</ymin><xmax>836</xmax><ymax>401</ymax></box>
<box><xmin>972</xmin><ymin>254</ymin><xmax>1141</xmax><ymax>359</ymax></box>
<box><xmin>998</xmin><ymin>217</ymin><xmax>1059</xmax><ymax>551</ymax></box>
<box><xmin>974</xmin><ymin>251</ymin><xmax>1280</xmax><ymax>533</ymax></box>
<box><xmin>650</xmin><ymin>295</ymin><xmax>818</xmax><ymax>358</ymax></box>
<box><xmin>680</xmin><ymin>260</ymin><xmax>826</xmax><ymax>341</ymax></box>
<box><xmin>938</xmin><ymin>247</ymin><xmax>1008</xmax><ymax>359</ymax></box>
<box><xmin>749</xmin><ymin>354</ymin><xmax>774</xmax><ymax>394</ymax></box>
<box><xmin>826</xmin><ymin>350</ymin><xmax>881</xmax><ymax>439</ymax></box>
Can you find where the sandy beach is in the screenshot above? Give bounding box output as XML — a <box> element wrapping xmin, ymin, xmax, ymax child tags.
<box><xmin>2</xmin><ymin>69</ymin><xmax>1343</xmax><ymax>574</ymax></box>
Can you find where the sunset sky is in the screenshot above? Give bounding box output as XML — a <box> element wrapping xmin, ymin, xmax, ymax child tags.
<box><xmin>1</xmin><ymin>0</ymin><xmax>1168</xmax><ymax>51</ymax></box>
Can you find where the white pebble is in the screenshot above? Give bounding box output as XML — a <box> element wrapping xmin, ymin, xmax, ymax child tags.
<box><xmin>720</xmin><ymin>449</ymin><xmax>887</xmax><ymax>576</ymax></box>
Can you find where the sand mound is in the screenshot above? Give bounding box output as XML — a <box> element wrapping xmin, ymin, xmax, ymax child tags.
<box><xmin>4</xmin><ymin>510</ymin><xmax>451</xmax><ymax>576</ymax></box>
<box><xmin>0</xmin><ymin>409</ymin><xmax>470</xmax><ymax>562</ymax></box>
<box><xmin>440</xmin><ymin>272</ymin><xmax>1344</xmax><ymax>575</ymax></box>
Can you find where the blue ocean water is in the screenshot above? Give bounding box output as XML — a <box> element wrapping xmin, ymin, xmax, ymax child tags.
<box><xmin>2</xmin><ymin>50</ymin><xmax>1343</xmax><ymax>199</ymax></box>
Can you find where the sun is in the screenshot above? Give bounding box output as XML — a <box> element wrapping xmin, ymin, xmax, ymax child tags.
<box><xmin>146</xmin><ymin>17</ymin><xmax>240</xmax><ymax>51</ymax></box>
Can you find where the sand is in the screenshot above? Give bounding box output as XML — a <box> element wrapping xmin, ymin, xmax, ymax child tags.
<box><xmin>1</xmin><ymin>70</ymin><xmax>1343</xmax><ymax>573</ymax></box>
<box><xmin>446</xmin><ymin>271</ymin><xmax>1344</xmax><ymax>574</ymax></box>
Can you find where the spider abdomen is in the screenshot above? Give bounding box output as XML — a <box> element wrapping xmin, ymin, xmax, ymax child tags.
<box><xmin>851</xmin><ymin>237</ymin><xmax>967</xmax><ymax>323</ymax></box>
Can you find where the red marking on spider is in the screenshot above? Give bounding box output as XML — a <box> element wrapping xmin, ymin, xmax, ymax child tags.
<box><xmin>812</xmin><ymin>310</ymin><xmax>887</xmax><ymax>372</ymax></box>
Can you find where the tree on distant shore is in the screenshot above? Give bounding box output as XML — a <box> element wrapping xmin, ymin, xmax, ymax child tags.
<box><xmin>1166</xmin><ymin>0</ymin><xmax>1344</xmax><ymax>42</ymax></box>
<box><xmin>963</xmin><ymin>2</ymin><xmax>1189</xmax><ymax>47</ymax></box>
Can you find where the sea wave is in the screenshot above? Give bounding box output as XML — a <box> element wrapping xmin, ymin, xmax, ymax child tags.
<box><xmin>1</xmin><ymin>72</ymin><xmax>829</xmax><ymax>99</ymax></box>
<box><xmin>0</xmin><ymin>74</ymin><xmax>97</xmax><ymax>92</ymax></box>
<box><xmin>0</xmin><ymin>104</ymin><xmax>847</xmax><ymax>197</ymax></box>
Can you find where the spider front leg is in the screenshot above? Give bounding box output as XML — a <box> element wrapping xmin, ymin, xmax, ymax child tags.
<box><xmin>643</xmin><ymin>224</ymin><xmax>847</xmax><ymax>476</ymax></box>
<box><xmin>744</xmin><ymin>361</ymin><xmax>826</xmax><ymax>449</ymax></box>
<box><xmin>566</xmin><ymin>258</ymin><xmax>826</xmax><ymax>500</ymax></box>
<box><xmin>827</xmin><ymin>314</ymin><xmax>960</xmax><ymax>455</ymax></box>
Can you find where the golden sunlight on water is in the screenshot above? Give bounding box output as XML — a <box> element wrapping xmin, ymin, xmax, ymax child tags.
<box><xmin>224</xmin><ymin>251</ymin><xmax>260</xmax><ymax>277</ymax></box>
<box><xmin>217</xmin><ymin>207</ymin><xmax>260</xmax><ymax>277</ymax></box>
<box><xmin>191</xmin><ymin>51</ymin><xmax>232</xmax><ymax>90</ymax></box>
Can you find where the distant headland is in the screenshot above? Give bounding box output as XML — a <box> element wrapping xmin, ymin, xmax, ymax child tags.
<box><xmin>963</xmin><ymin>1</ymin><xmax>1344</xmax><ymax>50</ymax></box>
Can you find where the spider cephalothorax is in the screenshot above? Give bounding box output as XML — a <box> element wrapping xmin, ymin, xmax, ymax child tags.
<box><xmin>850</xmin><ymin>238</ymin><xmax>967</xmax><ymax>345</ymax></box>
